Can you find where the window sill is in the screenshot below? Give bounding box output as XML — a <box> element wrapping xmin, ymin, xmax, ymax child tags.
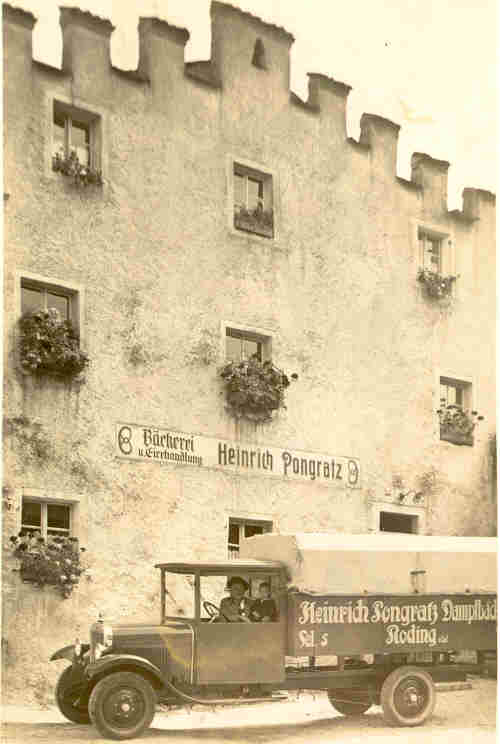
<box><xmin>440</xmin><ymin>430</ymin><xmax>474</xmax><ymax>447</ymax></box>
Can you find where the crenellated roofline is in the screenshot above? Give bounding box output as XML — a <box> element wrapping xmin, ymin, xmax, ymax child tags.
<box><xmin>2</xmin><ymin>0</ymin><xmax>495</xmax><ymax>217</ymax></box>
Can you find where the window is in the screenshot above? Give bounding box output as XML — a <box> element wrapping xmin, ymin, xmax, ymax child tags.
<box><xmin>439</xmin><ymin>376</ymin><xmax>474</xmax><ymax>445</ymax></box>
<box><xmin>20</xmin><ymin>276</ymin><xmax>80</xmax><ymax>329</ymax></box>
<box><xmin>440</xmin><ymin>376</ymin><xmax>471</xmax><ymax>408</ymax></box>
<box><xmin>419</xmin><ymin>230</ymin><xmax>442</xmax><ymax>273</ymax></box>
<box><xmin>20</xmin><ymin>499</ymin><xmax>72</xmax><ymax>539</ymax></box>
<box><xmin>380</xmin><ymin>512</ymin><xmax>418</xmax><ymax>534</ymax></box>
<box><xmin>227</xmin><ymin>518</ymin><xmax>273</xmax><ymax>559</ymax></box>
<box><xmin>52</xmin><ymin>101</ymin><xmax>100</xmax><ymax>170</ymax></box>
<box><xmin>226</xmin><ymin>327</ymin><xmax>264</xmax><ymax>362</ymax></box>
<box><xmin>233</xmin><ymin>163</ymin><xmax>274</xmax><ymax>238</ymax></box>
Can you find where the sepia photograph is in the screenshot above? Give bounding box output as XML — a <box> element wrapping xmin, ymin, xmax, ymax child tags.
<box><xmin>1</xmin><ymin>0</ymin><xmax>497</xmax><ymax>742</ymax></box>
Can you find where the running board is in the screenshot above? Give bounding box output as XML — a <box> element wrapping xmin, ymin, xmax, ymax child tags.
<box><xmin>435</xmin><ymin>681</ymin><xmax>473</xmax><ymax>692</ymax></box>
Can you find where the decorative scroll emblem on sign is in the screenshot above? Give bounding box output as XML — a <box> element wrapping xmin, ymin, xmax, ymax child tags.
<box><xmin>116</xmin><ymin>422</ymin><xmax>361</xmax><ymax>488</ymax></box>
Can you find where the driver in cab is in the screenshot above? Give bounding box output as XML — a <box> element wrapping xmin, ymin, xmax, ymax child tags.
<box><xmin>219</xmin><ymin>576</ymin><xmax>252</xmax><ymax>622</ymax></box>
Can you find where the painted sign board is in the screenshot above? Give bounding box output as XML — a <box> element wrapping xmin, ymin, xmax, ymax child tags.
<box><xmin>115</xmin><ymin>422</ymin><xmax>361</xmax><ymax>488</ymax></box>
<box><xmin>288</xmin><ymin>592</ymin><xmax>497</xmax><ymax>655</ymax></box>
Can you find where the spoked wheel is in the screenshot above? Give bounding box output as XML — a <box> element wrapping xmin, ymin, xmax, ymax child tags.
<box><xmin>327</xmin><ymin>689</ymin><xmax>372</xmax><ymax>716</ymax></box>
<box><xmin>89</xmin><ymin>671</ymin><xmax>156</xmax><ymax>740</ymax></box>
<box><xmin>380</xmin><ymin>666</ymin><xmax>436</xmax><ymax>727</ymax></box>
<box><xmin>55</xmin><ymin>666</ymin><xmax>91</xmax><ymax>724</ymax></box>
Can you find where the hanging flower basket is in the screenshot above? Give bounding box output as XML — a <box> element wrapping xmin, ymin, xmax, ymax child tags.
<box><xmin>417</xmin><ymin>269</ymin><xmax>458</xmax><ymax>299</ymax></box>
<box><xmin>234</xmin><ymin>205</ymin><xmax>274</xmax><ymax>238</ymax></box>
<box><xmin>10</xmin><ymin>533</ymin><xmax>87</xmax><ymax>599</ymax></box>
<box><xmin>53</xmin><ymin>151</ymin><xmax>103</xmax><ymax>187</ymax></box>
<box><xmin>437</xmin><ymin>401</ymin><xmax>483</xmax><ymax>446</ymax></box>
<box><xmin>220</xmin><ymin>354</ymin><xmax>297</xmax><ymax>423</ymax></box>
<box><xmin>19</xmin><ymin>308</ymin><xmax>89</xmax><ymax>380</ymax></box>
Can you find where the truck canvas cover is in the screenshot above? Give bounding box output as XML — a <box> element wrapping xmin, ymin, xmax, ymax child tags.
<box><xmin>240</xmin><ymin>533</ymin><xmax>497</xmax><ymax>656</ymax></box>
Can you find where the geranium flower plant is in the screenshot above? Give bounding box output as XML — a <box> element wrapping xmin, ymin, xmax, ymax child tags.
<box><xmin>220</xmin><ymin>354</ymin><xmax>297</xmax><ymax>423</ymax></box>
<box><xmin>417</xmin><ymin>268</ymin><xmax>458</xmax><ymax>300</ymax></box>
<box><xmin>10</xmin><ymin>532</ymin><xmax>87</xmax><ymax>599</ymax></box>
<box><xmin>437</xmin><ymin>399</ymin><xmax>484</xmax><ymax>446</ymax></box>
<box><xmin>234</xmin><ymin>204</ymin><xmax>274</xmax><ymax>238</ymax></box>
<box><xmin>53</xmin><ymin>150</ymin><xmax>103</xmax><ymax>187</ymax></box>
<box><xmin>19</xmin><ymin>307</ymin><xmax>89</xmax><ymax>380</ymax></box>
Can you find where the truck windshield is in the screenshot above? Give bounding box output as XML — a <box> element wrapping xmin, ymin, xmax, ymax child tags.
<box><xmin>164</xmin><ymin>572</ymin><xmax>195</xmax><ymax>620</ymax></box>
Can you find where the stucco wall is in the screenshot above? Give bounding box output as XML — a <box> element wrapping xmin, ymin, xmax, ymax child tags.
<box><xmin>2</xmin><ymin>2</ymin><xmax>496</xmax><ymax>703</ymax></box>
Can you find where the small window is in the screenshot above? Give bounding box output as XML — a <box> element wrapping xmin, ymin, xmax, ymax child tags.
<box><xmin>439</xmin><ymin>376</ymin><xmax>475</xmax><ymax>445</ymax></box>
<box><xmin>440</xmin><ymin>376</ymin><xmax>471</xmax><ymax>408</ymax></box>
<box><xmin>52</xmin><ymin>101</ymin><xmax>100</xmax><ymax>171</ymax></box>
<box><xmin>252</xmin><ymin>38</ymin><xmax>267</xmax><ymax>69</ymax></box>
<box><xmin>20</xmin><ymin>499</ymin><xmax>72</xmax><ymax>539</ymax></box>
<box><xmin>20</xmin><ymin>277</ymin><xmax>78</xmax><ymax>329</ymax></box>
<box><xmin>226</xmin><ymin>327</ymin><xmax>265</xmax><ymax>362</ymax></box>
<box><xmin>380</xmin><ymin>512</ymin><xmax>418</xmax><ymax>534</ymax></box>
<box><xmin>419</xmin><ymin>230</ymin><xmax>442</xmax><ymax>273</ymax></box>
<box><xmin>227</xmin><ymin>518</ymin><xmax>273</xmax><ymax>559</ymax></box>
<box><xmin>233</xmin><ymin>163</ymin><xmax>274</xmax><ymax>238</ymax></box>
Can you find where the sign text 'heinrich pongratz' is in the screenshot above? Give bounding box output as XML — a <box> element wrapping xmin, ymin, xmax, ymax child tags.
<box><xmin>288</xmin><ymin>593</ymin><xmax>497</xmax><ymax>655</ymax></box>
<box><xmin>116</xmin><ymin>422</ymin><xmax>360</xmax><ymax>487</ymax></box>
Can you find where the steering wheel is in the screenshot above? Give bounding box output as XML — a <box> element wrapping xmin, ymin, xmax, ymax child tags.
<box><xmin>202</xmin><ymin>600</ymin><xmax>229</xmax><ymax>623</ymax></box>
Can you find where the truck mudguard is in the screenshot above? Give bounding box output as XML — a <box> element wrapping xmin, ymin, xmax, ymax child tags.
<box><xmin>50</xmin><ymin>645</ymin><xmax>78</xmax><ymax>662</ymax></box>
<box><xmin>85</xmin><ymin>654</ymin><xmax>166</xmax><ymax>686</ymax></box>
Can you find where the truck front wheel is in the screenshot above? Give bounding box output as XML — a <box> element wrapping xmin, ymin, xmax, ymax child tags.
<box><xmin>380</xmin><ymin>666</ymin><xmax>436</xmax><ymax>727</ymax></box>
<box><xmin>89</xmin><ymin>671</ymin><xmax>156</xmax><ymax>740</ymax></box>
<box><xmin>327</xmin><ymin>689</ymin><xmax>372</xmax><ymax>716</ymax></box>
<box><xmin>55</xmin><ymin>666</ymin><xmax>91</xmax><ymax>724</ymax></box>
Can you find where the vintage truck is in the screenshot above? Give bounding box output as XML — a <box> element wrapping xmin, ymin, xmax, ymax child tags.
<box><xmin>50</xmin><ymin>533</ymin><xmax>497</xmax><ymax>740</ymax></box>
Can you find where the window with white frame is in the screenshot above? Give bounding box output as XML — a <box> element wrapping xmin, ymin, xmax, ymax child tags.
<box><xmin>52</xmin><ymin>101</ymin><xmax>100</xmax><ymax>170</ymax></box>
<box><xmin>419</xmin><ymin>230</ymin><xmax>442</xmax><ymax>273</ymax></box>
<box><xmin>440</xmin><ymin>376</ymin><xmax>471</xmax><ymax>409</ymax></box>
<box><xmin>227</xmin><ymin>518</ymin><xmax>273</xmax><ymax>559</ymax></box>
<box><xmin>233</xmin><ymin>163</ymin><xmax>274</xmax><ymax>238</ymax></box>
<box><xmin>225</xmin><ymin>327</ymin><xmax>268</xmax><ymax>363</ymax></box>
<box><xmin>20</xmin><ymin>499</ymin><xmax>72</xmax><ymax>539</ymax></box>
<box><xmin>20</xmin><ymin>276</ymin><xmax>80</xmax><ymax>329</ymax></box>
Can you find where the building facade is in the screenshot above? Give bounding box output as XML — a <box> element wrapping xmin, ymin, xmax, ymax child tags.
<box><xmin>2</xmin><ymin>2</ymin><xmax>496</xmax><ymax>703</ymax></box>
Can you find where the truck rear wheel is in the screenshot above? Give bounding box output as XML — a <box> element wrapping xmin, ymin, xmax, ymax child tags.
<box><xmin>327</xmin><ymin>690</ymin><xmax>372</xmax><ymax>715</ymax></box>
<box><xmin>380</xmin><ymin>666</ymin><xmax>436</xmax><ymax>727</ymax></box>
<box><xmin>89</xmin><ymin>671</ymin><xmax>156</xmax><ymax>740</ymax></box>
<box><xmin>55</xmin><ymin>666</ymin><xmax>91</xmax><ymax>724</ymax></box>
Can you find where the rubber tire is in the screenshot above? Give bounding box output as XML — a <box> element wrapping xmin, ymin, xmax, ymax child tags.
<box><xmin>55</xmin><ymin>666</ymin><xmax>91</xmax><ymax>724</ymax></box>
<box><xmin>380</xmin><ymin>666</ymin><xmax>436</xmax><ymax>727</ymax></box>
<box><xmin>89</xmin><ymin>671</ymin><xmax>156</xmax><ymax>740</ymax></box>
<box><xmin>327</xmin><ymin>690</ymin><xmax>372</xmax><ymax>716</ymax></box>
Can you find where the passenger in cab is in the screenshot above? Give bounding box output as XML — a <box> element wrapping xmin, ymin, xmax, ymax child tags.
<box><xmin>250</xmin><ymin>581</ymin><xmax>278</xmax><ymax>622</ymax></box>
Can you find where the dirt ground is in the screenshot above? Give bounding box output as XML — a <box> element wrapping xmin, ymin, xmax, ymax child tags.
<box><xmin>1</xmin><ymin>677</ymin><xmax>496</xmax><ymax>743</ymax></box>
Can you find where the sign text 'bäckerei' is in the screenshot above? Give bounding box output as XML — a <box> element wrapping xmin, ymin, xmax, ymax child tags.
<box><xmin>116</xmin><ymin>422</ymin><xmax>360</xmax><ymax>487</ymax></box>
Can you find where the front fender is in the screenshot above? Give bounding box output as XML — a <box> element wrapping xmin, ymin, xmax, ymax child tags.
<box><xmin>85</xmin><ymin>654</ymin><xmax>166</xmax><ymax>686</ymax></box>
<box><xmin>50</xmin><ymin>644</ymin><xmax>76</xmax><ymax>662</ymax></box>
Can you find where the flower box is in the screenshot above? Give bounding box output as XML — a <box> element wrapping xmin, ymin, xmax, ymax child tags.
<box><xmin>440</xmin><ymin>429</ymin><xmax>474</xmax><ymax>447</ymax></box>
<box><xmin>417</xmin><ymin>269</ymin><xmax>457</xmax><ymax>300</ymax></box>
<box><xmin>234</xmin><ymin>207</ymin><xmax>274</xmax><ymax>239</ymax></box>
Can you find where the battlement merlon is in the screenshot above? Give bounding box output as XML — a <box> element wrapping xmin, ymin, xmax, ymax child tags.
<box><xmin>3</xmin><ymin>4</ymin><xmax>36</xmax><ymax>65</ymax></box>
<box><xmin>462</xmin><ymin>188</ymin><xmax>496</xmax><ymax>220</ymax></box>
<box><xmin>360</xmin><ymin>114</ymin><xmax>401</xmax><ymax>176</ymax></box>
<box><xmin>138</xmin><ymin>18</ymin><xmax>189</xmax><ymax>86</ymax></box>
<box><xmin>210</xmin><ymin>0</ymin><xmax>294</xmax><ymax>94</ymax></box>
<box><xmin>411</xmin><ymin>152</ymin><xmax>450</xmax><ymax>213</ymax></box>
<box><xmin>307</xmin><ymin>74</ymin><xmax>351</xmax><ymax>138</ymax></box>
<box><xmin>60</xmin><ymin>6</ymin><xmax>114</xmax><ymax>81</ymax></box>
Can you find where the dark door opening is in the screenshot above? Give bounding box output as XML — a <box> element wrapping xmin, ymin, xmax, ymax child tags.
<box><xmin>380</xmin><ymin>511</ymin><xmax>418</xmax><ymax>534</ymax></box>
